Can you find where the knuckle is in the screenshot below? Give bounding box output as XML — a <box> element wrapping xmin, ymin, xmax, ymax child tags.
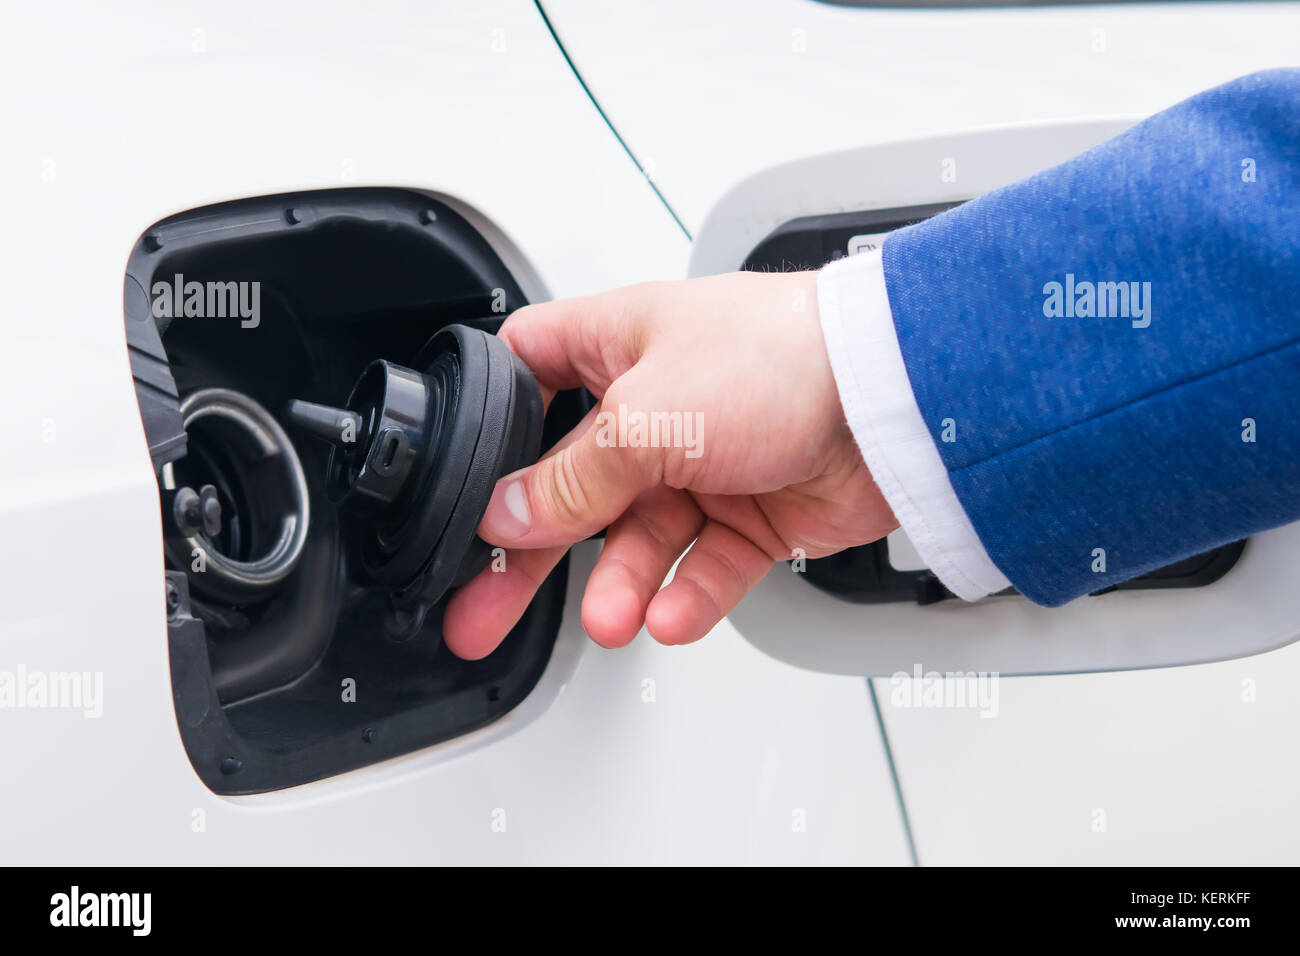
<box><xmin>704</xmin><ymin>541</ymin><xmax>750</xmax><ymax>598</ymax></box>
<box><xmin>541</xmin><ymin>449</ymin><xmax>592</xmax><ymax>527</ymax></box>
<box><xmin>629</xmin><ymin>441</ymin><xmax>665</xmax><ymax>485</ymax></box>
<box><xmin>595</xmin><ymin>384</ymin><xmax>669</xmax><ymax>486</ymax></box>
<box><xmin>626</xmin><ymin>507</ymin><xmax>674</xmax><ymax>555</ymax></box>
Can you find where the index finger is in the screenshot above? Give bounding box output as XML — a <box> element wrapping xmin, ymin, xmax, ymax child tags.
<box><xmin>498</xmin><ymin>282</ymin><xmax>662</xmax><ymax>397</ymax></box>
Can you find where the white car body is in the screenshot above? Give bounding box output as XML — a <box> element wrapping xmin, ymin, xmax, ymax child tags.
<box><xmin>1</xmin><ymin>0</ymin><xmax>1297</xmax><ymax>865</ymax></box>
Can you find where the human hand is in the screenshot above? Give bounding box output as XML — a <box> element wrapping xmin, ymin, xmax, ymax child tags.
<box><xmin>442</xmin><ymin>271</ymin><xmax>897</xmax><ymax>659</ymax></box>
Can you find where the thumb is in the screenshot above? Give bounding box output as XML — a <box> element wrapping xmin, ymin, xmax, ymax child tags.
<box><xmin>478</xmin><ymin>421</ymin><xmax>660</xmax><ymax>549</ymax></box>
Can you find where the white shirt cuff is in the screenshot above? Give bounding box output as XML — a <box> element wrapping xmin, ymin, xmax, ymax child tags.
<box><xmin>816</xmin><ymin>247</ymin><xmax>1011</xmax><ymax>601</ymax></box>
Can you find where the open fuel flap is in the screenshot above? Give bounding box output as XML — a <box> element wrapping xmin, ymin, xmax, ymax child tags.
<box><xmin>692</xmin><ymin>121</ymin><xmax>1300</xmax><ymax>676</ymax></box>
<box><xmin>125</xmin><ymin>188</ymin><xmax>589</xmax><ymax>793</ymax></box>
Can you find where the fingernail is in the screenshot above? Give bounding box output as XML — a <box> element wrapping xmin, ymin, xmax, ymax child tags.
<box><xmin>483</xmin><ymin>479</ymin><xmax>531</xmax><ymax>541</ymax></box>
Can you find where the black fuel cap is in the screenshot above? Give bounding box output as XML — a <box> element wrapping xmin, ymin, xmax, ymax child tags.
<box><xmin>288</xmin><ymin>323</ymin><xmax>544</xmax><ymax>639</ymax></box>
<box><xmin>289</xmin><ymin>360</ymin><xmax>429</xmax><ymax>515</ymax></box>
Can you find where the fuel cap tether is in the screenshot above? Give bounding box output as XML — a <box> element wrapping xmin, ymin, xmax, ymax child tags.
<box><xmin>288</xmin><ymin>323</ymin><xmax>544</xmax><ymax>640</ymax></box>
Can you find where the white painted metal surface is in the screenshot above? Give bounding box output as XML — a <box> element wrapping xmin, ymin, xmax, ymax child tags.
<box><xmin>548</xmin><ymin>0</ymin><xmax>1300</xmax><ymax>863</ymax></box>
<box><xmin>0</xmin><ymin>0</ymin><xmax>908</xmax><ymax>865</ymax></box>
<box><xmin>3</xmin><ymin>0</ymin><xmax>1297</xmax><ymax>864</ymax></box>
<box><xmin>544</xmin><ymin>0</ymin><xmax>1300</xmax><ymax>235</ymax></box>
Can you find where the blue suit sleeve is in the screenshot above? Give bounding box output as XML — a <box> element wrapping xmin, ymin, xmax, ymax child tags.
<box><xmin>881</xmin><ymin>69</ymin><xmax>1300</xmax><ymax>606</ymax></box>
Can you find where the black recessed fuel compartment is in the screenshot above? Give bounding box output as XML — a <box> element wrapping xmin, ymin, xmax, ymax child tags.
<box><xmin>742</xmin><ymin>204</ymin><xmax>1246</xmax><ymax>605</ymax></box>
<box><xmin>125</xmin><ymin>188</ymin><xmax>589</xmax><ymax>794</ymax></box>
